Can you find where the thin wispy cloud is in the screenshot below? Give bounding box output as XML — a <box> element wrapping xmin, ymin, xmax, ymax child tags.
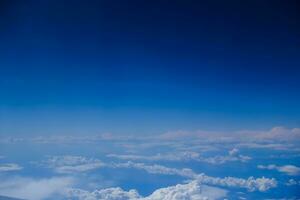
<box><xmin>0</xmin><ymin>176</ymin><xmax>74</xmax><ymax>200</ymax></box>
<box><xmin>0</xmin><ymin>164</ymin><xmax>23</xmax><ymax>172</ymax></box>
<box><xmin>108</xmin><ymin>148</ymin><xmax>251</xmax><ymax>165</ymax></box>
<box><xmin>36</xmin><ymin>156</ymin><xmax>104</xmax><ymax>174</ymax></box>
<box><xmin>258</xmin><ymin>164</ymin><xmax>300</xmax><ymax>176</ymax></box>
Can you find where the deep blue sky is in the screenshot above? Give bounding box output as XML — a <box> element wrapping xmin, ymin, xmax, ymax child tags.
<box><xmin>0</xmin><ymin>0</ymin><xmax>300</xmax><ymax>135</ymax></box>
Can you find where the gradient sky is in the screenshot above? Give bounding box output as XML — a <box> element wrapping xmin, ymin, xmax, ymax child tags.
<box><xmin>0</xmin><ymin>0</ymin><xmax>300</xmax><ymax>136</ymax></box>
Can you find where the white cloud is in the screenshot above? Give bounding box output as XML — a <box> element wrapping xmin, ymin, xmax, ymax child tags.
<box><xmin>196</xmin><ymin>173</ymin><xmax>277</xmax><ymax>192</ymax></box>
<box><xmin>252</xmin><ymin>127</ymin><xmax>300</xmax><ymax>142</ymax></box>
<box><xmin>65</xmin><ymin>187</ymin><xmax>141</xmax><ymax>200</ymax></box>
<box><xmin>200</xmin><ymin>149</ymin><xmax>251</xmax><ymax>165</ymax></box>
<box><xmin>35</xmin><ymin>155</ymin><xmax>277</xmax><ymax>192</ymax></box>
<box><xmin>108</xmin><ymin>151</ymin><xmax>201</xmax><ymax>162</ymax></box>
<box><xmin>0</xmin><ymin>176</ymin><xmax>74</xmax><ymax>200</ymax></box>
<box><xmin>65</xmin><ymin>181</ymin><xmax>227</xmax><ymax>200</ymax></box>
<box><xmin>145</xmin><ymin>181</ymin><xmax>227</xmax><ymax>200</ymax></box>
<box><xmin>108</xmin><ymin>148</ymin><xmax>251</xmax><ymax>165</ymax></box>
<box><xmin>2</xmin><ymin>126</ymin><xmax>299</xmax><ymax>146</ymax></box>
<box><xmin>0</xmin><ymin>163</ymin><xmax>22</xmax><ymax>172</ymax></box>
<box><xmin>237</xmin><ymin>142</ymin><xmax>295</xmax><ymax>151</ymax></box>
<box><xmin>38</xmin><ymin>155</ymin><xmax>105</xmax><ymax>174</ymax></box>
<box><xmin>112</xmin><ymin>161</ymin><xmax>197</xmax><ymax>178</ymax></box>
<box><xmin>285</xmin><ymin>179</ymin><xmax>300</xmax><ymax>186</ymax></box>
<box><xmin>258</xmin><ymin>164</ymin><xmax>300</xmax><ymax>176</ymax></box>
<box><xmin>159</xmin><ymin>127</ymin><xmax>300</xmax><ymax>144</ymax></box>
<box><xmin>112</xmin><ymin>161</ymin><xmax>277</xmax><ymax>192</ymax></box>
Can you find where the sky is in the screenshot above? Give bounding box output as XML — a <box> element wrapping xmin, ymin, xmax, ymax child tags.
<box><xmin>1</xmin><ymin>0</ymin><xmax>300</xmax><ymax>135</ymax></box>
<box><xmin>0</xmin><ymin>1</ymin><xmax>300</xmax><ymax>200</ymax></box>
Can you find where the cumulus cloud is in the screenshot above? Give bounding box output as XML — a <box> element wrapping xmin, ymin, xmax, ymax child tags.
<box><xmin>258</xmin><ymin>164</ymin><xmax>300</xmax><ymax>176</ymax></box>
<box><xmin>0</xmin><ymin>176</ymin><xmax>74</xmax><ymax>200</ymax></box>
<box><xmin>35</xmin><ymin>155</ymin><xmax>277</xmax><ymax>192</ymax></box>
<box><xmin>38</xmin><ymin>155</ymin><xmax>104</xmax><ymax>174</ymax></box>
<box><xmin>196</xmin><ymin>173</ymin><xmax>277</xmax><ymax>192</ymax></box>
<box><xmin>201</xmin><ymin>148</ymin><xmax>251</xmax><ymax>165</ymax></box>
<box><xmin>0</xmin><ymin>163</ymin><xmax>22</xmax><ymax>172</ymax></box>
<box><xmin>145</xmin><ymin>181</ymin><xmax>227</xmax><ymax>200</ymax></box>
<box><xmin>112</xmin><ymin>161</ymin><xmax>277</xmax><ymax>192</ymax></box>
<box><xmin>252</xmin><ymin>127</ymin><xmax>300</xmax><ymax>142</ymax></box>
<box><xmin>65</xmin><ymin>187</ymin><xmax>141</xmax><ymax>200</ymax></box>
<box><xmin>65</xmin><ymin>181</ymin><xmax>227</xmax><ymax>200</ymax></box>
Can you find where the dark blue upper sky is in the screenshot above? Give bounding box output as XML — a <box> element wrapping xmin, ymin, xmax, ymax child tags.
<box><xmin>0</xmin><ymin>0</ymin><xmax>300</xmax><ymax>135</ymax></box>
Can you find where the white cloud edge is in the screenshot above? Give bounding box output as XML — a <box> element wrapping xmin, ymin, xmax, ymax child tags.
<box><xmin>0</xmin><ymin>163</ymin><xmax>23</xmax><ymax>172</ymax></box>
<box><xmin>65</xmin><ymin>180</ymin><xmax>228</xmax><ymax>200</ymax></box>
<box><xmin>36</xmin><ymin>155</ymin><xmax>277</xmax><ymax>192</ymax></box>
<box><xmin>258</xmin><ymin>164</ymin><xmax>300</xmax><ymax>176</ymax></box>
<box><xmin>107</xmin><ymin>148</ymin><xmax>252</xmax><ymax>165</ymax></box>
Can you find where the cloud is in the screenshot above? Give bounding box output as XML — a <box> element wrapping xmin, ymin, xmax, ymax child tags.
<box><xmin>108</xmin><ymin>151</ymin><xmax>201</xmax><ymax>162</ymax></box>
<box><xmin>0</xmin><ymin>163</ymin><xmax>22</xmax><ymax>172</ymax></box>
<box><xmin>0</xmin><ymin>176</ymin><xmax>74</xmax><ymax>200</ymax></box>
<box><xmin>65</xmin><ymin>187</ymin><xmax>141</xmax><ymax>200</ymax></box>
<box><xmin>65</xmin><ymin>181</ymin><xmax>227</xmax><ymax>200</ymax></box>
<box><xmin>145</xmin><ymin>181</ymin><xmax>227</xmax><ymax>200</ymax></box>
<box><xmin>108</xmin><ymin>148</ymin><xmax>251</xmax><ymax>165</ymax></box>
<box><xmin>112</xmin><ymin>161</ymin><xmax>196</xmax><ymax>178</ymax></box>
<box><xmin>159</xmin><ymin>127</ymin><xmax>300</xmax><ymax>144</ymax></box>
<box><xmin>38</xmin><ymin>155</ymin><xmax>104</xmax><ymax>174</ymax></box>
<box><xmin>2</xmin><ymin>126</ymin><xmax>299</xmax><ymax>145</ymax></box>
<box><xmin>252</xmin><ymin>127</ymin><xmax>300</xmax><ymax>142</ymax></box>
<box><xmin>285</xmin><ymin>179</ymin><xmax>300</xmax><ymax>186</ymax></box>
<box><xmin>237</xmin><ymin>142</ymin><xmax>295</xmax><ymax>151</ymax></box>
<box><xmin>196</xmin><ymin>174</ymin><xmax>277</xmax><ymax>192</ymax></box>
<box><xmin>35</xmin><ymin>155</ymin><xmax>277</xmax><ymax>192</ymax></box>
<box><xmin>200</xmin><ymin>148</ymin><xmax>251</xmax><ymax>165</ymax></box>
<box><xmin>112</xmin><ymin>161</ymin><xmax>277</xmax><ymax>192</ymax></box>
<box><xmin>258</xmin><ymin>164</ymin><xmax>300</xmax><ymax>176</ymax></box>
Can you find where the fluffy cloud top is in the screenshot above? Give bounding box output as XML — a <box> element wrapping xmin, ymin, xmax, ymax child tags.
<box><xmin>66</xmin><ymin>181</ymin><xmax>227</xmax><ymax>200</ymax></box>
<box><xmin>258</xmin><ymin>164</ymin><xmax>300</xmax><ymax>176</ymax></box>
<box><xmin>201</xmin><ymin>149</ymin><xmax>251</xmax><ymax>165</ymax></box>
<box><xmin>65</xmin><ymin>187</ymin><xmax>141</xmax><ymax>200</ymax></box>
<box><xmin>145</xmin><ymin>181</ymin><xmax>227</xmax><ymax>200</ymax></box>
<box><xmin>196</xmin><ymin>174</ymin><xmax>277</xmax><ymax>192</ymax></box>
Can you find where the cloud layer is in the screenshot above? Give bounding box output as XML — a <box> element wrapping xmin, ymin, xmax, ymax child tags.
<box><xmin>66</xmin><ymin>181</ymin><xmax>227</xmax><ymax>200</ymax></box>
<box><xmin>37</xmin><ymin>156</ymin><xmax>104</xmax><ymax>174</ymax></box>
<box><xmin>108</xmin><ymin>148</ymin><xmax>251</xmax><ymax>165</ymax></box>
<box><xmin>0</xmin><ymin>177</ymin><xmax>74</xmax><ymax>200</ymax></box>
<box><xmin>0</xmin><ymin>164</ymin><xmax>22</xmax><ymax>172</ymax></box>
<box><xmin>258</xmin><ymin>164</ymin><xmax>300</xmax><ymax>176</ymax></box>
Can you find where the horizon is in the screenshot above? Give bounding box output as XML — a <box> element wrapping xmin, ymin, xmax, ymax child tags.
<box><xmin>0</xmin><ymin>0</ymin><xmax>300</xmax><ymax>199</ymax></box>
